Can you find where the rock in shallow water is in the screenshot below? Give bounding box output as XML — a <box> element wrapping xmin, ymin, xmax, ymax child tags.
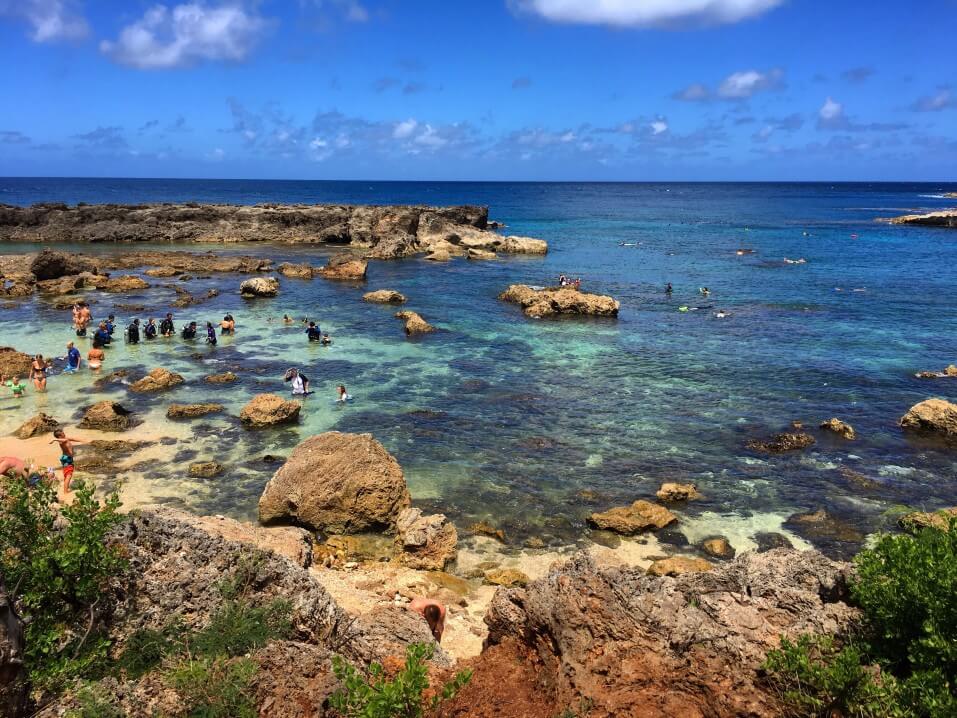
<box><xmin>166</xmin><ymin>403</ymin><xmax>224</xmax><ymax>419</ymax></box>
<box><xmin>898</xmin><ymin>507</ymin><xmax>957</xmax><ymax>533</ymax></box>
<box><xmin>316</xmin><ymin>253</ymin><xmax>367</xmax><ymax>280</ymax></box>
<box><xmin>79</xmin><ymin>401</ymin><xmax>138</xmax><ymax>432</ymax></box>
<box><xmin>188</xmin><ymin>461</ymin><xmax>223</xmax><ymax>478</ymax></box>
<box><xmin>258</xmin><ymin>431</ymin><xmax>411</xmax><ymax>534</ymax></box>
<box><xmin>900</xmin><ymin>398</ymin><xmax>957</xmax><ymax>442</ymax></box>
<box><xmin>746</xmin><ymin>432</ymin><xmax>815</xmax><ymax>453</ymax></box>
<box><xmin>702</xmin><ymin>536</ymin><xmax>736</xmax><ymax>560</ymax></box>
<box><xmin>129</xmin><ymin>368</ymin><xmax>184</xmax><ymax>393</ymax></box>
<box><xmin>820</xmin><ymin>417</ymin><xmax>856</xmax><ymax>440</ymax></box>
<box><xmin>240</xmin><ymin>276</ymin><xmax>279</xmax><ymax>297</ymax></box>
<box><xmin>363</xmin><ymin>289</ymin><xmax>406</xmax><ymax>304</ymax></box>
<box><xmin>499</xmin><ymin>284</ymin><xmax>620</xmax><ymax>318</ymax></box>
<box><xmin>656</xmin><ymin>482</ymin><xmax>702</xmax><ymax>501</ymax></box>
<box><xmin>204</xmin><ymin>371</ymin><xmax>238</xmax><ymax>384</ymax></box>
<box><xmin>395</xmin><ymin>310</ymin><xmax>434</xmax><ymax>335</ymax></box>
<box><xmin>0</xmin><ymin>347</ymin><xmax>32</xmax><ymax>378</ymax></box>
<box><xmin>647</xmin><ymin>556</ymin><xmax>712</xmax><ymax>576</ymax></box>
<box><xmin>13</xmin><ymin>413</ymin><xmax>59</xmax><ymax>439</ymax></box>
<box><xmin>587</xmin><ymin>500</ymin><xmax>676</xmax><ymax>535</ymax></box>
<box><xmin>239</xmin><ymin>393</ymin><xmax>301</xmax><ymax>427</ymax></box>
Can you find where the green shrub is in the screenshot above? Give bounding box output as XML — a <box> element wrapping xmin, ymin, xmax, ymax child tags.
<box><xmin>764</xmin><ymin>519</ymin><xmax>957</xmax><ymax>717</ymax></box>
<box><xmin>116</xmin><ymin>617</ymin><xmax>187</xmax><ymax>678</ymax></box>
<box><xmin>0</xmin><ymin>477</ymin><xmax>126</xmax><ymax>692</ymax></box>
<box><xmin>66</xmin><ymin>682</ymin><xmax>124</xmax><ymax>718</ymax></box>
<box><xmin>192</xmin><ymin>596</ymin><xmax>291</xmax><ymax>658</ymax></box>
<box><xmin>330</xmin><ymin>642</ymin><xmax>472</xmax><ymax>718</ymax></box>
<box><xmin>166</xmin><ymin>655</ymin><xmax>258</xmax><ymax>718</ymax></box>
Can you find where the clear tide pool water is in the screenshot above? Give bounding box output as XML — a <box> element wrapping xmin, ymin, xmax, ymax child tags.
<box><xmin>1</xmin><ymin>179</ymin><xmax>955</xmax><ymax>558</ymax></box>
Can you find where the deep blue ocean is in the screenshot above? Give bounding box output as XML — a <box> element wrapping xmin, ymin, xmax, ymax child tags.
<box><xmin>1</xmin><ymin>178</ymin><xmax>956</xmax><ymax>558</ymax></box>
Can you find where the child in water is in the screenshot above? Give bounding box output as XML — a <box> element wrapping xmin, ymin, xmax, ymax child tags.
<box><xmin>336</xmin><ymin>385</ymin><xmax>351</xmax><ymax>403</ymax></box>
<box><xmin>4</xmin><ymin>375</ymin><xmax>26</xmax><ymax>398</ymax></box>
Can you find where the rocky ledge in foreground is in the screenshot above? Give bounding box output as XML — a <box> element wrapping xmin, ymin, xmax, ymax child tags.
<box><xmin>499</xmin><ymin>284</ymin><xmax>620</xmax><ymax>318</ymax></box>
<box><xmin>887</xmin><ymin>209</ymin><xmax>957</xmax><ymax>228</ymax></box>
<box><xmin>0</xmin><ymin>203</ymin><xmax>547</xmax><ymax>259</ymax></box>
<box><xmin>481</xmin><ymin>549</ymin><xmax>856</xmax><ymax>717</ymax></box>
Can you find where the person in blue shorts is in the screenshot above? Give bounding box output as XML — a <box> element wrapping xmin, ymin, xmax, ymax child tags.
<box><xmin>64</xmin><ymin>341</ymin><xmax>81</xmax><ymax>372</ymax></box>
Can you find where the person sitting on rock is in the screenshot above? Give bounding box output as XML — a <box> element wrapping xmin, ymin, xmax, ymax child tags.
<box><xmin>408</xmin><ymin>597</ymin><xmax>446</xmax><ymax>642</ymax></box>
<box><xmin>306</xmin><ymin>321</ymin><xmax>322</xmax><ymax>341</ymax></box>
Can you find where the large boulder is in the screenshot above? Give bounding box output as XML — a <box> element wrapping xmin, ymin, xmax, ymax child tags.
<box><xmin>29</xmin><ymin>249</ymin><xmax>98</xmax><ymax>280</ymax></box>
<box><xmin>484</xmin><ymin>550</ymin><xmax>858</xmax><ymax>717</ymax></box>
<box><xmin>278</xmin><ymin>262</ymin><xmax>317</xmax><ymax>279</ymax></box>
<box><xmin>900</xmin><ymin>399</ymin><xmax>957</xmax><ymax>442</ymax></box>
<box><xmin>0</xmin><ymin>347</ymin><xmax>32</xmax><ymax>378</ymax></box>
<box><xmin>240</xmin><ymin>393</ymin><xmax>301</xmax><ymax>428</ymax></box>
<box><xmin>316</xmin><ymin>254</ymin><xmax>368</xmax><ymax>281</ymax></box>
<box><xmin>13</xmin><ymin>413</ymin><xmax>59</xmax><ymax>439</ymax></box>
<box><xmin>166</xmin><ymin>403</ymin><xmax>224</xmax><ymax>419</ymax></box>
<box><xmin>129</xmin><ymin>368</ymin><xmax>184</xmax><ymax>393</ymax></box>
<box><xmin>587</xmin><ymin>500</ymin><xmax>676</xmax><ymax>535</ymax></box>
<box><xmin>394</xmin><ymin>508</ymin><xmax>457</xmax><ymax>570</ymax></box>
<box><xmin>79</xmin><ymin>401</ymin><xmax>138</xmax><ymax>431</ymax></box>
<box><xmin>499</xmin><ymin>285</ymin><xmax>620</xmax><ymax>318</ymax></box>
<box><xmin>240</xmin><ymin>276</ymin><xmax>280</xmax><ymax>297</ymax></box>
<box><xmin>258</xmin><ymin>432</ymin><xmax>411</xmax><ymax>533</ymax></box>
<box><xmin>395</xmin><ymin>310</ymin><xmax>435</xmax><ymax>335</ymax></box>
<box><xmin>363</xmin><ymin>289</ymin><xmax>406</xmax><ymax>304</ymax></box>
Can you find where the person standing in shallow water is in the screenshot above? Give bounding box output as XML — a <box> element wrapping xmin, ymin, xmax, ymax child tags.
<box><xmin>205</xmin><ymin>322</ymin><xmax>217</xmax><ymax>345</ymax></box>
<box><xmin>160</xmin><ymin>313</ymin><xmax>175</xmax><ymax>337</ymax></box>
<box><xmin>64</xmin><ymin>341</ymin><xmax>81</xmax><ymax>372</ymax></box>
<box><xmin>144</xmin><ymin>318</ymin><xmax>157</xmax><ymax>340</ymax></box>
<box><xmin>126</xmin><ymin>318</ymin><xmax>141</xmax><ymax>344</ymax></box>
<box><xmin>30</xmin><ymin>354</ymin><xmax>49</xmax><ymax>391</ymax></box>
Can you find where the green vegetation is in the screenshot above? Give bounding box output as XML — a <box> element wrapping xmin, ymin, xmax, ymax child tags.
<box><xmin>166</xmin><ymin>655</ymin><xmax>259</xmax><ymax>718</ymax></box>
<box><xmin>0</xmin><ymin>477</ymin><xmax>126</xmax><ymax>693</ymax></box>
<box><xmin>330</xmin><ymin>642</ymin><xmax>472</xmax><ymax>718</ymax></box>
<box><xmin>764</xmin><ymin>519</ymin><xmax>957</xmax><ymax>717</ymax></box>
<box><xmin>65</xmin><ymin>683</ymin><xmax>125</xmax><ymax>718</ymax></box>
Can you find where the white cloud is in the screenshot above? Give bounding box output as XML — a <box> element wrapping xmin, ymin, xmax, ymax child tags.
<box><xmin>911</xmin><ymin>87</ymin><xmax>956</xmax><ymax>112</ymax></box>
<box><xmin>650</xmin><ymin>120</ymin><xmax>668</xmax><ymax>135</ymax></box>
<box><xmin>817</xmin><ymin>96</ymin><xmax>845</xmax><ymax>129</ymax></box>
<box><xmin>515</xmin><ymin>0</ymin><xmax>784</xmax><ymax>28</ymax></box>
<box><xmin>413</xmin><ymin>124</ymin><xmax>448</xmax><ymax>150</ymax></box>
<box><xmin>0</xmin><ymin>0</ymin><xmax>89</xmax><ymax>42</ymax></box>
<box><xmin>716</xmin><ymin>68</ymin><xmax>783</xmax><ymax>98</ymax></box>
<box><xmin>100</xmin><ymin>3</ymin><xmax>268</xmax><ymax>69</ymax></box>
<box><xmin>393</xmin><ymin>118</ymin><xmax>418</xmax><ymax>139</ymax></box>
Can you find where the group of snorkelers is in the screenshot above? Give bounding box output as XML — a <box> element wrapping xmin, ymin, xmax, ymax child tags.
<box><xmin>664</xmin><ymin>283</ymin><xmax>731</xmax><ymax>319</ymax></box>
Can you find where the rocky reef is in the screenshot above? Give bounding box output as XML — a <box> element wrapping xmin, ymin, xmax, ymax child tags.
<box><xmin>887</xmin><ymin>209</ymin><xmax>957</xmax><ymax>227</ymax></box>
<box><xmin>498</xmin><ymin>285</ymin><xmax>620</xmax><ymax>318</ymax></box>
<box><xmin>0</xmin><ymin>203</ymin><xmax>547</xmax><ymax>259</ymax></box>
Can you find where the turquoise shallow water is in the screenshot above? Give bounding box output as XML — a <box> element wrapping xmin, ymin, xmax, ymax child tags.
<box><xmin>1</xmin><ymin>180</ymin><xmax>956</xmax><ymax>557</ymax></box>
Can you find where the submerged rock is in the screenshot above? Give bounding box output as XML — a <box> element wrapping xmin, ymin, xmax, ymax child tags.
<box><xmin>13</xmin><ymin>413</ymin><xmax>59</xmax><ymax>439</ymax></box>
<box><xmin>205</xmin><ymin>371</ymin><xmax>238</xmax><ymax>384</ymax></box>
<box><xmin>363</xmin><ymin>289</ymin><xmax>406</xmax><ymax>304</ymax></box>
<box><xmin>189</xmin><ymin>461</ymin><xmax>223</xmax><ymax>478</ymax></box>
<box><xmin>746</xmin><ymin>432</ymin><xmax>815</xmax><ymax>453</ymax></box>
<box><xmin>754</xmin><ymin>532</ymin><xmax>794</xmax><ymax>552</ymax></box>
<box><xmin>102</xmin><ymin>275</ymin><xmax>150</xmax><ymax>292</ymax></box>
<box><xmin>394</xmin><ymin>508</ymin><xmax>458</xmax><ymax>571</ymax></box>
<box><xmin>900</xmin><ymin>398</ymin><xmax>957</xmax><ymax>442</ymax></box>
<box><xmin>484</xmin><ymin>568</ymin><xmax>529</xmax><ymax>588</ymax></box>
<box><xmin>915</xmin><ymin>364</ymin><xmax>957</xmax><ymax>379</ymax></box>
<box><xmin>820</xmin><ymin>418</ymin><xmax>856</xmax><ymax>440</ymax></box>
<box><xmin>240</xmin><ymin>276</ymin><xmax>280</xmax><ymax>297</ymax></box>
<box><xmin>166</xmin><ymin>403</ymin><xmax>224</xmax><ymax>419</ymax></box>
<box><xmin>468</xmin><ymin>521</ymin><xmax>507</xmax><ymax>543</ymax></box>
<box><xmin>647</xmin><ymin>556</ymin><xmax>713</xmax><ymax>576</ymax></box>
<box><xmin>656</xmin><ymin>482</ymin><xmax>702</xmax><ymax>502</ymax></box>
<box><xmin>424</xmin><ymin>249</ymin><xmax>451</xmax><ymax>262</ymax></box>
<box><xmin>499</xmin><ymin>284</ymin><xmax>620</xmax><ymax>318</ymax></box>
<box><xmin>316</xmin><ymin>254</ymin><xmax>367</xmax><ymax>281</ymax></box>
<box><xmin>79</xmin><ymin>401</ymin><xmax>138</xmax><ymax>432</ymax></box>
<box><xmin>395</xmin><ymin>310</ymin><xmax>435</xmax><ymax>335</ymax></box>
<box><xmin>785</xmin><ymin>509</ymin><xmax>864</xmax><ymax>544</ymax></box>
<box><xmin>258</xmin><ymin>431</ymin><xmax>411</xmax><ymax>534</ymax></box>
<box><xmin>467</xmin><ymin>247</ymin><xmax>496</xmax><ymax>260</ymax></box>
<box><xmin>129</xmin><ymin>368</ymin><xmax>184</xmax><ymax>393</ymax></box>
<box><xmin>240</xmin><ymin>393</ymin><xmax>301</xmax><ymax>428</ymax></box>
<box><xmin>587</xmin><ymin>500</ymin><xmax>677</xmax><ymax>535</ymax></box>
<box><xmin>484</xmin><ymin>550</ymin><xmax>857</xmax><ymax>717</ymax></box>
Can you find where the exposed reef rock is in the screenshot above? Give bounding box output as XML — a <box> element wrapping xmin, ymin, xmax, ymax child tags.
<box><xmin>166</xmin><ymin>403</ymin><xmax>224</xmax><ymax>419</ymax></box>
<box><xmin>820</xmin><ymin>418</ymin><xmax>856</xmax><ymax>440</ymax></box>
<box><xmin>484</xmin><ymin>549</ymin><xmax>857</xmax><ymax>718</ymax></box>
<box><xmin>204</xmin><ymin>371</ymin><xmax>238</xmax><ymax>384</ymax></box>
<box><xmin>394</xmin><ymin>507</ymin><xmax>458</xmax><ymax>571</ymax></box>
<box><xmin>240</xmin><ymin>276</ymin><xmax>280</xmax><ymax>298</ymax></box>
<box><xmin>746</xmin><ymin>431</ymin><xmax>815</xmax><ymax>453</ymax></box>
<box><xmin>499</xmin><ymin>285</ymin><xmax>620</xmax><ymax>318</ymax></box>
<box><xmin>78</xmin><ymin>401</ymin><xmax>139</xmax><ymax>432</ymax></box>
<box><xmin>0</xmin><ymin>347</ymin><xmax>32</xmax><ymax>378</ymax></box>
<box><xmin>0</xmin><ymin>203</ymin><xmax>546</xmax><ymax>258</ymax></box>
<box><xmin>239</xmin><ymin>393</ymin><xmax>301</xmax><ymax>428</ymax></box>
<box><xmin>916</xmin><ymin>364</ymin><xmax>957</xmax><ymax>379</ymax></box>
<box><xmin>13</xmin><ymin>413</ymin><xmax>59</xmax><ymax>439</ymax></box>
<box><xmin>647</xmin><ymin>556</ymin><xmax>713</xmax><ymax>576</ymax></box>
<box><xmin>395</xmin><ymin>310</ymin><xmax>435</xmax><ymax>335</ymax></box>
<box><xmin>587</xmin><ymin>500</ymin><xmax>676</xmax><ymax>535</ymax></box>
<box><xmin>363</xmin><ymin>289</ymin><xmax>406</xmax><ymax>304</ymax></box>
<box><xmin>129</xmin><ymin>368</ymin><xmax>184</xmax><ymax>393</ymax></box>
<box><xmin>655</xmin><ymin>482</ymin><xmax>701</xmax><ymax>501</ymax></box>
<box><xmin>900</xmin><ymin>398</ymin><xmax>957</xmax><ymax>442</ymax></box>
<box><xmin>888</xmin><ymin>209</ymin><xmax>957</xmax><ymax>227</ymax></box>
<box><xmin>102</xmin><ymin>275</ymin><xmax>150</xmax><ymax>292</ymax></box>
<box><xmin>258</xmin><ymin>432</ymin><xmax>411</xmax><ymax>534</ymax></box>
<box><xmin>277</xmin><ymin>262</ymin><xmax>317</xmax><ymax>279</ymax></box>
<box><xmin>29</xmin><ymin>248</ymin><xmax>99</xmax><ymax>279</ymax></box>
<box><xmin>898</xmin><ymin>507</ymin><xmax>957</xmax><ymax>533</ymax></box>
<box><xmin>316</xmin><ymin>253</ymin><xmax>368</xmax><ymax>280</ymax></box>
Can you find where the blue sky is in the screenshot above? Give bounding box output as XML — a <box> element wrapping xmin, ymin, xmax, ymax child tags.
<box><xmin>1</xmin><ymin>0</ymin><xmax>955</xmax><ymax>180</ymax></box>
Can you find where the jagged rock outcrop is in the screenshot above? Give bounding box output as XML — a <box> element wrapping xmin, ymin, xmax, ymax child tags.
<box><xmin>28</xmin><ymin>248</ymin><xmax>99</xmax><ymax>280</ymax></box>
<box><xmin>0</xmin><ymin>203</ymin><xmax>547</xmax><ymax>258</ymax></box>
<box><xmin>656</xmin><ymin>482</ymin><xmax>701</xmax><ymax>501</ymax></box>
<box><xmin>0</xmin><ymin>347</ymin><xmax>32</xmax><ymax>378</ymax></box>
<box><xmin>316</xmin><ymin>254</ymin><xmax>368</xmax><ymax>280</ymax></box>
<box><xmin>394</xmin><ymin>508</ymin><xmax>457</xmax><ymax>571</ymax></box>
<box><xmin>484</xmin><ymin>550</ymin><xmax>858</xmax><ymax>718</ymax></box>
<box><xmin>587</xmin><ymin>500</ymin><xmax>676</xmax><ymax>535</ymax></box>
<box><xmin>900</xmin><ymin>398</ymin><xmax>957</xmax><ymax>441</ymax></box>
<box><xmin>240</xmin><ymin>276</ymin><xmax>280</xmax><ymax>297</ymax></box>
<box><xmin>277</xmin><ymin>262</ymin><xmax>316</xmax><ymax>279</ymax></box>
<box><xmin>166</xmin><ymin>403</ymin><xmax>224</xmax><ymax>419</ymax></box>
<box><xmin>258</xmin><ymin>432</ymin><xmax>411</xmax><ymax>534</ymax></box>
<box><xmin>239</xmin><ymin>394</ymin><xmax>301</xmax><ymax>428</ymax></box>
<box><xmin>363</xmin><ymin>289</ymin><xmax>406</xmax><ymax>304</ymax></box>
<box><xmin>395</xmin><ymin>310</ymin><xmax>434</xmax><ymax>335</ymax></box>
<box><xmin>13</xmin><ymin>413</ymin><xmax>59</xmax><ymax>439</ymax></box>
<box><xmin>915</xmin><ymin>364</ymin><xmax>957</xmax><ymax>379</ymax></box>
<box><xmin>499</xmin><ymin>285</ymin><xmax>620</xmax><ymax>318</ymax></box>
<box><xmin>129</xmin><ymin>368</ymin><xmax>184</xmax><ymax>393</ymax></box>
<box><xmin>702</xmin><ymin>537</ymin><xmax>736</xmax><ymax>560</ymax></box>
<box><xmin>746</xmin><ymin>432</ymin><xmax>816</xmax><ymax>453</ymax></box>
<box><xmin>102</xmin><ymin>275</ymin><xmax>150</xmax><ymax>292</ymax></box>
<box><xmin>820</xmin><ymin>418</ymin><xmax>856</xmax><ymax>440</ymax></box>
<box><xmin>888</xmin><ymin>210</ymin><xmax>957</xmax><ymax>228</ymax></box>
<box><xmin>79</xmin><ymin>401</ymin><xmax>138</xmax><ymax>431</ymax></box>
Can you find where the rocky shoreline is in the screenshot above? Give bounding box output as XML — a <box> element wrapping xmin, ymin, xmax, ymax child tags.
<box><xmin>886</xmin><ymin>209</ymin><xmax>957</xmax><ymax>227</ymax></box>
<box><xmin>0</xmin><ymin>203</ymin><xmax>548</xmax><ymax>259</ymax></box>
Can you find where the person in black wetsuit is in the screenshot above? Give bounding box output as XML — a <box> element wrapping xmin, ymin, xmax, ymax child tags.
<box><xmin>126</xmin><ymin>318</ymin><xmax>141</xmax><ymax>344</ymax></box>
<box><xmin>144</xmin><ymin>318</ymin><xmax>157</xmax><ymax>339</ymax></box>
<box><xmin>160</xmin><ymin>313</ymin><xmax>175</xmax><ymax>337</ymax></box>
<box><xmin>306</xmin><ymin>321</ymin><xmax>322</xmax><ymax>341</ymax></box>
<box><xmin>181</xmin><ymin>321</ymin><xmax>197</xmax><ymax>340</ymax></box>
<box><xmin>205</xmin><ymin>322</ymin><xmax>217</xmax><ymax>345</ymax></box>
